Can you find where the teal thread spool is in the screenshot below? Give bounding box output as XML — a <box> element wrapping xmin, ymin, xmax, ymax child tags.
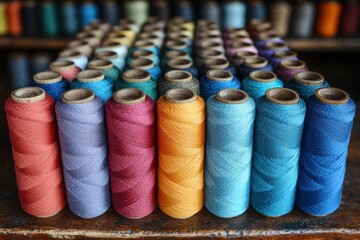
<box><xmin>124</xmin><ymin>0</ymin><xmax>149</xmax><ymax>26</ymax></box>
<box><xmin>164</xmin><ymin>39</ymin><xmax>192</xmax><ymax>55</ymax></box>
<box><xmin>158</xmin><ymin>70</ymin><xmax>200</xmax><ymax>96</ymax></box>
<box><xmin>41</xmin><ymin>0</ymin><xmax>58</xmax><ymax>37</ymax></box>
<box><xmin>95</xmin><ymin>51</ymin><xmax>126</xmax><ymax>72</ymax></box>
<box><xmin>161</xmin><ymin>50</ymin><xmax>191</xmax><ymax>69</ymax></box>
<box><xmin>88</xmin><ymin>59</ymin><xmax>121</xmax><ymax>89</ymax></box>
<box><xmin>129</xmin><ymin>58</ymin><xmax>162</xmax><ymax>81</ymax></box>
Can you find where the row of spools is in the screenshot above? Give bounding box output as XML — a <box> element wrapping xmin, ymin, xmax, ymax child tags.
<box><xmin>1</xmin><ymin>0</ymin><xmax>359</xmax><ymax>38</ymax></box>
<box><xmin>6</xmin><ymin>17</ymin><xmax>355</xmax><ymax>220</ymax></box>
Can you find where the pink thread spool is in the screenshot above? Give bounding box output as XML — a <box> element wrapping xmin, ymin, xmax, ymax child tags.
<box><xmin>50</xmin><ymin>60</ymin><xmax>81</xmax><ymax>82</ymax></box>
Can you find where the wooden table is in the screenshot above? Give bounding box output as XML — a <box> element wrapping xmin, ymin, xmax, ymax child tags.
<box><xmin>0</xmin><ymin>96</ymin><xmax>359</xmax><ymax>239</ymax></box>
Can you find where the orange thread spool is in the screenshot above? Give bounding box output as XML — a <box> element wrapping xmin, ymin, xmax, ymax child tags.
<box><xmin>7</xmin><ymin>1</ymin><xmax>22</xmax><ymax>36</ymax></box>
<box><xmin>157</xmin><ymin>89</ymin><xmax>205</xmax><ymax>219</ymax></box>
<box><xmin>316</xmin><ymin>0</ymin><xmax>342</xmax><ymax>37</ymax></box>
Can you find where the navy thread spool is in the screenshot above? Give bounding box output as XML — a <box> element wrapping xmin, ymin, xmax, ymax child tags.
<box><xmin>200</xmin><ymin>58</ymin><xmax>236</xmax><ymax>78</ymax></box>
<box><xmin>31</xmin><ymin>52</ymin><xmax>53</xmax><ymax>74</ymax></box>
<box><xmin>164</xmin><ymin>59</ymin><xmax>198</xmax><ymax>79</ymax></box>
<box><xmin>161</xmin><ymin>50</ymin><xmax>191</xmax><ymax>69</ymax></box>
<box><xmin>21</xmin><ymin>0</ymin><xmax>39</xmax><ymax>36</ymax></box>
<box><xmin>133</xmin><ymin>40</ymin><xmax>160</xmax><ymax>57</ymax></box>
<box><xmin>60</xmin><ymin>0</ymin><xmax>78</xmax><ymax>37</ymax></box>
<box><xmin>200</xmin><ymin>0</ymin><xmax>221</xmax><ymax>26</ymax></box>
<box><xmin>101</xmin><ymin>0</ymin><xmax>119</xmax><ymax>26</ymax></box>
<box><xmin>247</xmin><ymin>0</ymin><xmax>266</xmax><ymax>21</ymax></box>
<box><xmin>251</xmin><ymin>88</ymin><xmax>306</xmax><ymax>217</ymax></box>
<box><xmin>237</xmin><ymin>57</ymin><xmax>273</xmax><ymax>82</ymax></box>
<box><xmin>127</xmin><ymin>49</ymin><xmax>160</xmax><ymax>67</ymax></box>
<box><xmin>40</xmin><ymin>0</ymin><xmax>58</xmax><ymax>37</ymax></box>
<box><xmin>285</xmin><ymin>71</ymin><xmax>330</xmax><ymax>99</ymax></box>
<box><xmin>129</xmin><ymin>59</ymin><xmax>162</xmax><ymax>81</ymax></box>
<box><xmin>230</xmin><ymin>51</ymin><xmax>258</xmax><ymax>68</ymax></box>
<box><xmin>32</xmin><ymin>71</ymin><xmax>69</xmax><ymax>102</ymax></box>
<box><xmin>151</xmin><ymin>0</ymin><xmax>170</xmax><ymax>20</ymax></box>
<box><xmin>269</xmin><ymin>50</ymin><xmax>298</xmax><ymax>69</ymax></box>
<box><xmin>79</xmin><ymin>1</ymin><xmax>98</xmax><ymax>29</ymax></box>
<box><xmin>176</xmin><ymin>0</ymin><xmax>194</xmax><ymax>20</ymax></box>
<box><xmin>296</xmin><ymin>88</ymin><xmax>355</xmax><ymax>216</ymax></box>
<box><xmin>340</xmin><ymin>0</ymin><xmax>360</xmax><ymax>37</ymax></box>
<box><xmin>205</xmin><ymin>89</ymin><xmax>255</xmax><ymax>218</ymax></box>
<box><xmin>226</xmin><ymin>41</ymin><xmax>258</xmax><ymax>59</ymax></box>
<box><xmin>222</xmin><ymin>0</ymin><xmax>247</xmax><ymax>29</ymax></box>
<box><xmin>96</xmin><ymin>41</ymin><xmax>128</xmax><ymax>60</ymax></box>
<box><xmin>158</xmin><ymin>70</ymin><xmax>200</xmax><ymax>96</ymax></box>
<box><xmin>195</xmin><ymin>50</ymin><xmax>226</xmax><ymax>68</ymax></box>
<box><xmin>291</xmin><ymin>0</ymin><xmax>315</xmax><ymax>38</ymax></box>
<box><xmin>165</xmin><ymin>40</ymin><xmax>192</xmax><ymax>56</ymax></box>
<box><xmin>269</xmin><ymin>0</ymin><xmax>292</xmax><ymax>37</ymax></box>
<box><xmin>259</xmin><ymin>42</ymin><xmax>289</xmax><ymax>60</ymax></box>
<box><xmin>242</xmin><ymin>70</ymin><xmax>283</xmax><ymax>101</ymax></box>
<box><xmin>76</xmin><ymin>32</ymin><xmax>101</xmax><ymax>48</ymax></box>
<box><xmin>56</xmin><ymin>88</ymin><xmax>111</xmax><ymax>219</ymax></box>
<box><xmin>88</xmin><ymin>59</ymin><xmax>121</xmax><ymax>88</ymax></box>
<box><xmin>95</xmin><ymin>51</ymin><xmax>125</xmax><ymax>72</ymax></box>
<box><xmin>254</xmin><ymin>32</ymin><xmax>285</xmax><ymax>49</ymax></box>
<box><xmin>8</xmin><ymin>52</ymin><xmax>31</xmax><ymax>90</ymax></box>
<box><xmin>200</xmin><ymin>70</ymin><xmax>241</xmax><ymax>101</ymax></box>
<box><xmin>67</xmin><ymin>40</ymin><xmax>93</xmax><ymax>59</ymax></box>
<box><xmin>275</xmin><ymin>59</ymin><xmax>309</xmax><ymax>83</ymax></box>
<box><xmin>58</xmin><ymin>49</ymin><xmax>88</xmax><ymax>71</ymax></box>
<box><xmin>138</xmin><ymin>32</ymin><xmax>163</xmax><ymax>49</ymax></box>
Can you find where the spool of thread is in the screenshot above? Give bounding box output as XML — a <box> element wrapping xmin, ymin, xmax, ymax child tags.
<box><xmin>158</xmin><ymin>70</ymin><xmax>200</xmax><ymax>96</ymax></box>
<box><xmin>226</xmin><ymin>41</ymin><xmax>258</xmax><ymax>58</ymax></box>
<box><xmin>8</xmin><ymin>52</ymin><xmax>31</xmax><ymax>89</ymax></box>
<box><xmin>151</xmin><ymin>0</ymin><xmax>170</xmax><ymax>20</ymax></box>
<box><xmin>88</xmin><ymin>19</ymin><xmax>111</xmax><ymax>34</ymax></box>
<box><xmin>120</xmin><ymin>69</ymin><xmax>157</xmax><ymax>101</ymax></box>
<box><xmin>200</xmin><ymin>70</ymin><xmax>241</xmax><ymax>100</ymax></box>
<box><xmin>237</xmin><ymin>57</ymin><xmax>273</xmax><ymax>82</ymax></box>
<box><xmin>224</xmin><ymin>35</ymin><xmax>253</xmax><ymax>49</ymax></box>
<box><xmin>269</xmin><ymin>0</ymin><xmax>292</xmax><ymax>37</ymax></box>
<box><xmin>269</xmin><ymin>50</ymin><xmax>298</xmax><ymax>68</ymax></box>
<box><xmin>58</xmin><ymin>50</ymin><xmax>88</xmax><ymax>70</ymax></box>
<box><xmin>197</xmin><ymin>33</ymin><xmax>223</xmax><ymax>48</ymax></box>
<box><xmin>79</xmin><ymin>1</ymin><xmax>98</xmax><ymax>28</ymax></box>
<box><xmin>32</xmin><ymin>71</ymin><xmax>69</xmax><ymax>102</ymax></box>
<box><xmin>138</xmin><ymin>32</ymin><xmax>163</xmax><ymax>48</ymax></box>
<box><xmin>0</xmin><ymin>2</ymin><xmax>7</xmax><ymax>35</ymax></box>
<box><xmin>296</xmin><ymin>88</ymin><xmax>355</xmax><ymax>216</ymax></box>
<box><xmin>223</xmin><ymin>28</ymin><xmax>249</xmax><ymax>39</ymax></box>
<box><xmin>275</xmin><ymin>59</ymin><xmax>309</xmax><ymax>82</ymax></box>
<box><xmin>128</xmin><ymin>49</ymin><xmax>160</xmax><ymax>66</ymax></box>
<box><xmin>56</xmin><ymin>89</ymin><xmax>111</xmax><ymax>219</ymax></box>
<box><xmin>7</xmin><ymin>1</ymin><xmax>22</xmax><ymax>36</ymax></box>
<box><xmin>31</xmin><ymin>52</ymin><xmax>53</xmax><ymax>74</ymax></box>
<box><xmin>21</xmin><ymin>0</ymin><xmax>39</xmax><ymax>36</ymax></box>
<box><xmin>96</xmin><ymin>41</ymin><xmax>128</xmax><ymax>60</ymax></box>
<box><xmin>316</xmin><ymin>0</ymin><xmax>342</xmax><ymax>37</ymax></box>
<box><xmin>247</xmin><ymin>0</ymin><xmax>266</xmax><ymax>20</ymax></box>
<box><xmin>230</xmin><ymin>51</ymin><xmax>258</xmax><ymax>68</ymax></box>
<box><xmin>112</xmin><ymin>26</ymin><xmax>136</xmax><ymax>44</ymax></box>
<box><xmin>88</xmin><ymin>59</ymin><xmax>120</xmax><ymax>87</ymax></box>
<box><xmin>157</xmin><ymin>88</ymin><xmax>205</xmax><ymax>219</ymax></box>
<box><xmin>285</xmin><ymin>71</ymin><xmax>330</xmax><ymax>99</ymax></box>
<box><xmin>195</xmin><ymin>50</ymin><xmax>226</xmax><ymax>68</ymax></box>
<box><xmin>251</xmin><ymin>88</ymin><xmax>306</xmax><ymax>217</ymax></box>
<box><xmin>200</xmin><ymin>58</ymin><xmax>236</xmax><ymax>78</ymax></box>
<box><xmin>242</xmin><ymin>70</ymin><xmax>284</xmax><ymax>100</ymax></box>
<box><xmin>133</xmin><ymin>40</ymin><xmax>160</xmax><ymax>56</ymax></box>
<box><xmin>107</xmin><ymin>33</ymin><xmax>132</xmax><ymax>49</ymax></box>
<box><xmin>50</xmin><ymin>60</ymin><xmax>81</xmax><ymax>82</ymax></box>
<box><xmin>291</xmin><ymin>0</ymin><xmax>316</xmax><ymax>38</ymax></box>
<box><xmin>254</xmin><ymin>32</ymin><xmax>285</xmax><ymax>49</ymax></box>
<box><xmin>167</xmin><ymin>26</ymin><xmax>194</xmax><ymax>40</ymax></box>
<box><xmin>95</xmin><ymin>51</ymin><xmax>125</xmax><ymax>72</ymax></box>
<box><xmin>198</xmin><ymin>41</ymin><xmax>225</xmax><ymax>55</ymax></box>
<box><xmin>340</xmin><ymin>0</ymin><xmax>360</xmax><ymax>37</ymax></box>
<box><xmin>105</xmin><ymin>88</ymin><xmax>156</xmax><ymax>218</ymax></box>
<box><xmin>200</xmin><ymin>0</ymin><xmax>221</xmax><ymax>25</ymax></box>
<box><xmin>5</xmin><ymin>87</ymin><xmax>66</xmax><ymax>217</ymax></box>
<box><xmin>60</xmin><ymin>0</ymin><xmax>78</xmax><ymax>37</ymax></box>
<box><xmin>144</xmin><ymin>16</ymin><xmax>167</xmax><ymax>29</ymax></box>
<box><xmin>167</xmin><ymin>32</ymin><xmax>192</xmax><ymax>48</ymax></box>
<box><xmin>118</xmin><ymin>19</ymin><xmax>140</xmax><ymax>34</ymax></box>
<box><xmin>205</xmin><ymin>89</ymin><xmax>255</xmax><ymax>218</ymax></box>
<box><xmin>76</xmin><ymin>32</ymin><xmax>101</xmax><ymax>48</ymax></box>
<box><xmin>176</xmin><ymin>0</ymin><xmax>194</xmax><ymax>20</ymax></box>
<box><xmin>164</xmin><ymin>40</ymin><xmax>192</xmax><ymax>55</ymax></box>
<box><xmin>164</xmin><ymin>59</ymin><xmax>198</xmax><ymax>79</ymax></box>
<box><xmin>222</xmin><ymin>0</ymin><xmax>247</xmax><ymax>29</ymax></box>
<box><xmin>124</xmin><ymin>0</ymin><xmax>149</xmax><ymax>26</ymax></box>
<box><xmin>84</xmin><ymin>26</ymin><xmax>105</xmax><ymax>39</ymax></box>
<box><xmin>161</xmin><ymin>50</ymin><xmax>191</xmax><ymax>69</ymax></box>
<box><xmin>67</xmin><ymin>40</ymin><xmax>93</xmax><ymax>59</ymax></box>
<box><xmin>40</xmin><ymin>0</ymin><xmax>58</xmax><ymax>37</ymax></box>
<box><xmin>259</xmin><ymin>42</ymin><xmax>289</xmax><ymax>60</ymax></box>
<box><xmin>129</xmin><ymin>59</ymin><xmax>162</xmax><ymax>81</ymax></box>
<box><xmin>101</xmin><ymin>0</ymin><xmax>119</xmax><ymax>26</ymax></box>
<box><xmin>71</xmin><ymin>70</ymin><xmax>114</xmax><ymax>103</ymax></box>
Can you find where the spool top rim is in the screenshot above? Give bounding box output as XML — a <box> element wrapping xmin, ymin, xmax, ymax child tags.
<box><xmin>88</xmin><ymin>59</ymin><xmax>114</xmax><ymax>70</ymax></box>
<box><xmin>205</xmin><ymin>58</ymin><xmax>229</xmax><ymax>69</ymax></box>
<box><xmin>11</xmin><ymin>87</ymin><xmax>46</xmax><ymax>103</ymax></box>
<box><xmin>315</xmin><ymin>87</ymin><xmax>350</xmax><ymax>105</ymax></box>
<box><xmin>132</xmin><ymin>49</ymin><xmax>154</xmax><ymax>58</ymax></box>
<box><xmin>33</xmin><ymin>71</ymin><xmax>62</xmax><ymax>84</ymax></box>
<box><xmin>216</xmin><ymin>89</ymin><xmax>249</xmax><ymax>104</ymax></box>
<box><xmin>206</xmin><ymin>70</ymin><xmax>233</xmax><ymax>82</ymax></box>
<box><xmin>130</xmin><ymin>58</ymin><xmax>154</xmax><ymax>69</ymax></box>
<box><xmin>59</xmin><ymin>49</ymin><xmax>82</xmax><ymax>59</ymax></box>
<box><xmin>234</xmin><ymin>51</ymin><xmax>258</xmax><ymax>60</ymax></box>
<box><xmin>61</xmin><ymin>89</ymin><xmax>95</xmax><ymax>104</ymax></box>
<box><xmin>77</xmin><ymin>69</ymin><xmax>104</xmax><ymax>82</ymax></box>
<box><xmin>280</xmin><ymin>59</ymin><xmax>306</xmax><ymax>70</ymax></box>
<box><xmin>265</xmin><ymin>88</ymin><xmax>299</xmax><ymax>105</ymax></box>
<box><xmin>165</xmin><ymin>88</ymin><xmax>197</xmax><ymax>103</ymax></box>
<box><xmin>50</xmin><ymin>60</ymin><xmax>76</xmax><ymax>70</ymax></box>
<box><xmin>113</xmin><ymin>88</ymin><xmax>146</xmax><ymax>104</ymax></box>
<box><xmin>164</xmin><ymin>50</ymin><xmax>189</xmax><ymax>59</ymax></box>
<box><xmin>294</xmin><ymin>71</ymin><xmax>324</xmax><ymax>86</ymax></box>
<box><xmin>250</xmin><ymin>71</ymin><xmax>277</xmax><ymax>82</ymax></box>
<box><xmin>167</xmin><ymin>58</ymin><xmax>192</xmax><ymax>69</ymax></box>
<box><xmin>244</xmin><ymin>57</ymin><xmax>268</xmax><ymax>68</ymax></box>
<box><xmin>165</xmin><ymin>70</ymin><xmax>192</xmax><ymax>82</ymax></box>
<box><xmin>95</xmin><ymin>51</ymin><xmax>118</xmax><ymax>60</ymax></box>
<box><xmin>123</xmin><ymin>69</ymin><xmax>151</xmax><ymax>82</ymax></box>
<box><xmin>274</xmin><ymin>50</ymin><xmax>297</xmax><ymax>58</ymax></box>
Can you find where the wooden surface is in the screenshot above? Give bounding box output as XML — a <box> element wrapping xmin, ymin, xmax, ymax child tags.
<box><xmin>0</xmin><ymin>91</ymin><xmax>359</xmax><ymax>239</ymax></box>
<box><xmin>0</xmin><ymin>37</ymin><xmax>70</xmax><ymax>50</ymax></box>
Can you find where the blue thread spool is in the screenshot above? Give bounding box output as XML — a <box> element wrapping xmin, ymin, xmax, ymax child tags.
<box><xmin>164</xmin><ymin>40</ymin><xmax>192</xmax><ymax>56</ymax></box>
<box><xmin>195</xmin><ymin>50</ymin><xmax>225</xmax><ymax>69</ymax></box>
<box><xmin>205</xmin><ymin>89</ymin><xmax>255</xmax><ymax>218</ymax></box>
<box><xmin>247</xmin><ymin>0</ymin><xmax>266</xmax><ymax>20</ymax></box>
<box><xmin>200</xmin><ymin>0</ymin><xmax>221</xmax><ymax>25</ymax></box>
<box><xmin>60</xmin><ymin>0</ymin><xmax>78</xmax><ymax>37</ymax></box>
<box><xmin>164</xmin><ymin>59</ymin><xmax>198</xmax><ymax>79</ymax></box>
<box><xmin>161</xmin><ymin>50</ymin><xmax>191</xmax><ymax>69</ymax></box>
<box><xmin>101</xmin><ymin>0</ymin><xmax>119</xmax><ymax>26</ymax></box>
<box><xmin>251</xmin><ymin>88</ymin><xmax>306</xmax><ymax>217</ymax></box>
<box><xmin>32</xmin><ymin>71</ymin><xmax>69</xmax><ymax>102</ymax></box>
<box><xmin>129</xmin><ymin>58</ymin><xmax>162</xmax><ymax>81</ymax></box>
<box><xmin>296</xmin><ymin>88</ymin><xmax>355</xmax><ymax>216</ymax></box>
<box><xmin>269</xmin><ymin>50</ymin><xmax>298</xmax><ymax>69</ymax></box>
<box><xmin>199</xmin><ymin>58</ymin><xmax>236</xmax><ymax>78</ymax></box>
<box><xmin>8</xmin><ymin>52</ymin><xmax>31</xmax><ymax>90</ymax></box>
<box><xmin>79</xmin><ymin>1</ymin><xmax>98</xmax><ymax>28</ymax></box>
<box><xmin>285</xmin><ymin>71</ymin><xmax>330</xmax><ymax>99</ymax></box>
<box><xmin>96</xmin><ymin>41</ymin><xmax>128</xmax><ymax>60</ymax></box>
<box><xmin>95</xmin><ymin>51</ymin><xmax>125</xmax><ymax>72</ymax></box>
<box><xmin>200</xmin><ymin>70</ymin><xmax>241</xmax><ymax>101</ymax></box>
<box><xmin>222</xmin><ymin>0</ymin><xmax>247</xmax><ymax>29</ymax></box>
<box><xmin>158</xmin><ymin>70</ymin><xmax>200</xmax><ymax>96</ymax></box>
<box><xmin>22</xmin><ymin>1</ymin><xmax>39</xmax><ymax>36</ymax></box>
<box><xmin>127</xmin><ymin>49</ymin><xmax>160</xmax><ymax>67</ymax></box>
<box><xmin>176</xmin><ymin>0</ymin><xmax>194</xmax><ymax>20</ymax></box>
<box><xmin>242</xmin><ymin>70</ymin><xmax>283</xmax><ymax>101</ymax></box>
<box><xmin>259</xmin><ymin>42</ymin><xmax>289</xmax><ymax>60</ymax></box>
<box><xmin>58</xmin><ymin>49</ymin><xmax>88</xmax><ymax>71</ymax></box>
<box><xmin>237</xmin><ymin>57</ymin><xmax>273</xmax><ymax>82</ymax></box>
<box><xmin>31</xmin><ymin>52</ymin><xmax>53</xmax><ymax>74</ymax></box>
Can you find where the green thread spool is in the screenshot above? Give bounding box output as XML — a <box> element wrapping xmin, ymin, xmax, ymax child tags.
<box><xmin>0</xmin><ymin>2</ymin><xmax>7</xmax><ymax>36</ymax></box>
<box><xmin>124</xmin><ymin>0</ymin><xmax>149</xmax><ymax>26</ymax></box>
<box><xmin>88</xmin><ymin>59</ymin><xmax>121</xmax><ymax>89</ymax></box>
<box><xmin>41</xmin><ymin>0</ymin><xmax>59</xmax><ymax>37</ymax></box>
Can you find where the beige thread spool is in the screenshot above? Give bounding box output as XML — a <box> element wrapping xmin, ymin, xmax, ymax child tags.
<box><xmin>206</xmin><ymin>70</ymin><xmax>233</xmax><ymax>82</ymax></box>
<box><xmin>216</xmin><ymin>88</ymin><xmax>249</xmax><ymax>104</ymax></box>
<box><xmin>33</xmin><ymin>71</ymin><xmax>62</xmax><ymax>85</ymax></box>
<box><xmin>67</xmin><ymin>40</ymin><xmax>92</xmax><ymax>58</ymax></box>
<box><xmin>107</xmin><ymin>32</ymin><xmax>132</xmax><ymax>48</ymax></box>
<box><xmin>265</xmin><ymin>88</ymin><xmax>299</xmax><ymax>105</ymax></box>
<box><xmin>315</xmin><ymin>87</ymin><xmax>350</xmax><ymax>105</ymax></box>
<box><xmin>123</xmin><ymin>69</ymin><xmax>151</xmax><ymax>83</ymax></box>
<box><xmin>111</xmin><ymin>26</ymin><xmax>136</xmax><ymax>42</ymax></box>
<box><xmin>113</xmin><ymin>88</ymin><xmax>146</xmax><ymax>105</ymax></box>
<box><xmin>11</xmin><ymin>87</ymin><xmax>46</xmax><ymax>103</ymax></box>
<box><xmin>294</xmin><ymin>71</ymin><xmax>324</xmax><ymax>86</ymax></box>
<box><xmin>95</xmin><ymin>51</ymin><xmax>118</xmax><ymax>61</ymax></box>
<box><xmin>88</xmin><ymin>20</ymin><xmax>111</xmax><ymax>33</ymax></box>
<box><xmin>59</xmin><ymin>49</ymin><xmax>83</xmax><ymax>60</ymax></box>
<box><xmin>165</xmin><ymin>88</ymin><xmax>197</xmax><ymax>104</ymax></box>
<box><xmin>137</xmin><ymin>32</ymin><xmax>163</xmax><ymax>47</ymax></box>
<box><xmin>83</xmin><ymin>28</ymin><xmax>104</xmax><ymax>38</ymax></box>
<box><xmin>61</xmin><ymin>88</ymin><xmax>95</xmax><ymax>104</ymax></box>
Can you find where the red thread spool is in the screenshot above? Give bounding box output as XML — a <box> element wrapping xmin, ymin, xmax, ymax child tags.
<box><xmin>7</xmin><ymin>1</ymin><xmax>22</xmax><ymax>36</ymax></box>
<box><xmin>5</xmin><ymin>87</ymin><xmax>66</xmax><ymax>217</ymax></box>
<box><xmin>340</xmin><ymin>1</ymin><xmax>360</xmax><ymax>37</ymax></box>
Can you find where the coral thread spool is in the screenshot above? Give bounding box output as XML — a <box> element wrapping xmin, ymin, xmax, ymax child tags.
<box><xmin>7</xmin><ymin>1</ymin><xmax>22</xmax><ymax>36</ymax></box>
<box><xmin>316</xmin><ymin>0</ymin><xmax>342</xmax><ymax>37</ymax></box>
<box><xmin>50</xmin><ymin>60</ymin><xmax>81</xmax><ymax>82</ymax></box>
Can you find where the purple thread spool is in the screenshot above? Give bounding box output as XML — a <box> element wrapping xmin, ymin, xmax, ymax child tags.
<box><xmin>226</xmin><ymin>41</ymin><xmax>258</xmax><ymax>58</ymax></box>
<box><xmin>254</xmin><ymin>32</ymin><xmax>285</xmax><ymax>49</ymax></box>
<box><xmin>259</xmin><ymin>42</ymin><xmax>289</xmax><ymax>60</ymax></box>
<box><xmin>275</xmin><ymin>59</ymin><xmax>308</xmax><ymax>82</ymax></box>
<box><xmin>237</xmin><ymin>57</ymin><xmax>273</xmax><ymax>81</ymax></box>
<box><xmin>269</xmin><ymin>50</ymin><xmax>299</xmax><ymax>68</ymax></box>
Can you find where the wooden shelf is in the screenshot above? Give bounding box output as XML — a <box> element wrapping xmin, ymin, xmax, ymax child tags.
<box><xmin>286</xmin><ymin>38</ymin><xmax>360</xmax><ymax>51</ymax></box>
<box><xmin>0</xmin><ymin>37</ymin><xmax>69</xmax><ymax>50</ymax></box>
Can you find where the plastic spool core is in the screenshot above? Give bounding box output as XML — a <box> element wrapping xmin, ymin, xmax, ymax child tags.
<box><xmin>11</xmin><ymin>87</ymin><xmax>46</xmax><ymax>103</ymax></box>
<box><xmin>167</xmin><ymin>59</ymin><xmax>192</xmax><ymax>69</ymax></box>
<box><xmin>59</xmin><ymin>50</ymin><xmax>82</xmax><ymax>59</ymax></box>
<box><xmin>50</xmin><ymin>60</ymin><xmax>76</xmax><ymax>70</ymax></box>
<box><xmin>265</xmin><ymin>88</ymin><xmax>299</xmax><ymax>105</ymax></box>
<box><xmin>280</xmin><ymin>59</ymin><xmax>306</xmax><ymax>70</ymax></box>
<box><xmin>165</xmin><ymin>50</ymin><xmax>189</xmax><ymax>59</ymax></box>
<box><xmin>132</xmin><ymin>49</ymin><xmax>154</xmax><ymax>58</ymax></box>
<box><xmin>77</xmin><ymin>70</ymin><xmax>104</xmax><ymax>83</ymax></box>
<box><xmin>88</xmin><ymin>59</ymin><xmax>113</xmax><ymax>70</ymax></box>
<box><xmin>207</xmin><ymin>70</ymin><xmax>233</xmax><ymax>82</ymax></box>
<box><xmin>113</xmin><ymin>88</ymin><xmax>146</xmax><ymax>105</ymax></box>
<box><xmin>123</xmin><ymin>69</ymin><xmax>151</xmax><ymax>83</ymax></box>
<box><xmin>165</xmin><ymin>70</ymin><xmax>192</xmax><ymax>83</ymax></box>
<box><xmin>315</xmin><ymin>87</ymin><xmax>350</xmax><ymax>105</ymax></box>
<box><xmin>294</xmin><ymin>71</ymin><xmax>324</xmax><ymax>86</ymax></box>
<box><xmin>165</xmin><ymin>88</ymin><xmax>197</xmax><ymax>103</ymax></box>
<box><xmin>235</xmin><ymin>51</ymin><xmax>258</xmax><ymax>60</ymax></box>
<box><xmin>274</xmin><ymin>50</ymin><xmax>297</xmax><ymax>58</ymax></box>
<box><xmin>61</xmin><ymin>89</ymin><xmax>95</xmax><ymax>104</ymax></box>
<box><xmin>130</xmin><ymin>58</ymin><xmax>154</xmax><ymax>69</ymax></box>
<box><xmin>216</xmin><ymin>89</ymin><xmax>248</xmax><ymax>104</ymax></box>
<box><xmin>250</xmin><ymin>71</ymin><xmax>277</xmax><ymax>82</ymax></box>
<box><xmin>33</xmin><ymin>71</ymin><xmax>62</xmax><ymax>84</ymax></box>
<box><xmin>244</xmin><ymin>57</ymin><xmax>268</xmax><ymax>68</ymax></box>
<box><xmin>265</xmin><ymin>42</ymin><xmax>287</xmax><ymax>50</ymax></box>
<box><xmin>95</xmin><ymin>51</ymin><xmax>118</xmax><ymax>60</ymax></box>
<box><xmin>205</xmin><ymin>58</ymin><xmax>229</xmax><ymax>69</ymax></box>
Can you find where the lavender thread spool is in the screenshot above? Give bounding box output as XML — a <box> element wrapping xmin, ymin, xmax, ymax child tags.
<box><xmin>275</xmin><ymin>59</ymin><xmax>309</xmax><ymax>83</ymax></box>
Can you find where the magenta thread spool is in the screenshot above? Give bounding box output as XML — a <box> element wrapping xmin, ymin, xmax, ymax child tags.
<box><xmin>259</xmin><ymin>42</ymin><xmax>289</xmax><ymax>60</ymax></box>
<box><xmin>275</xmin><ymin>59</ymin><xmax>309</xmax><ymax>83</ymax></box>
<box><xmin>269</xmin><ymin>50</ymin><xmax>299</xmax><ymax>68</ymax></box>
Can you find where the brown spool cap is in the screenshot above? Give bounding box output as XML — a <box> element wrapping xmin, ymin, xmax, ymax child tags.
<box><xmin>167</xmin><ymin>59</ymin><xmax>192</xmax><ymax>69</ymax></box>
<box><xmin>77</xmin><ymin>70</ymin><xmax>104</xmax><ymax>83</ymax></box>
<box><xmin>167</xmin><ymin>32</ymin><xmax>191</xmax><ymax>41</ymax></box>
<box><xmin>132</xmin><ymin>49</ymin><xmax>154</xmax><ymax>58</ymax></box>
<box><xmin>206</xmin><ymin>70</ymin><xmax>233</xmax><ymax>82</ymax></box>
<box><xmin>164</xmin><ymin>50</ymin><xmax>189</xmax><ymax>59</ymax></box>
<box><xmin>76</xmin><ymin>32</ymin><xmax>97</xmax><ymax>40</ymax></box>
<box><xmin>33</xmin><ymin>71</ymin><xmax>62</xmax><ymax>84</ymax></box>
<box><xmin>244</xmin><ymin>57</ymin><xmax>268</xmax><ymax>68</ymax></box>
<box><xmin>197</xmin><ymin>19</ymin><xmax>211</xmax><ymax>27</ymax></box>
<box><xmin>134</xmin><ymin>40</ymin><xmax>156</xmax><ymax>49</ymax></box>
<box><xmin>50</xmin><ymin>60</ymin><xmax>76</xmax><ymax>71</ymax></box>
<box><xmin>130</xmin><ymin>58</ymin><xmax>154</xmax><ymax>69</ymax></box>
<box><xmin>264</xmin><ymin>42</ymin><xmax>287</xmax><ymax>50</ymax></box>
<box><xmin>197</xmin><ymin>32</ymin><xmax>222</xmax><ymax>39</ymax></box>
<box><xmin>68</xmin><ymin>40</ymin><xmax>90</xmax><ymax>48</ymax></box>
<box><xmin>216</xmin><ymin>89</ymin><xmax>248</xmax><ymax>104</ymax></box>
<box><xmin>113</xmin><ymin>88</ymin><xmax>146</xmax><ymax>105</ymax></box>
<box><xmin>59</xmin><ymin>49</ymin><xmax>82</xmax><ymax>59</ymax></box>
<box><xmin>274</xmin><ymin>50</ymin><xmax>297</xmax><ymax>59</ymax></box>
<box><xmin>95</xmin><ymin>51</ymin><xmax>118</xmax><ymax>60</ymax></box>
<box><xmin>138</xmin><ymin>32</ymin><xmax>160</xmax><ymax>40</ymax></box>
<box><xmin>88</xmin><ymin>59</ymin><xmax>113</xmax><ymax>70</ymax></box>
<box><xmin>315</xmin><ymin>87</ymin><xmax>350</xmax><ymax>105</ymax></box>
<box><xmin>265</xmin><ymin>88</ymin><xmax>299</xmax><ymax>105</ymax></box>
<box><xmin>61</xmin><ymin>88</ymin><xmax>95</xmax><ymax>104</ymax></box>
<box><xmin>123</xmin><ymin>69</ymin><xmax>151</xmax><ymax>83</ymax></box>
<box><xmin>294</xmin><ymin>71</ymin><xmax>324</xmax><ymax>86</ymax></box>
<box><xmin>143</xmin><ymin>24</ymin><xmax>163</xmax><ymax>33</ymax></box>
<box><xmin>280</xmin><ymin>59</ymin><xmax>306</xmax><ymax>70</ymax></box>
<box><xmin>11</xmin><ymin>87</ymin><xmax>46</xmax><ymax>103</ymax></box>
<box><xmin>250</xmin><ymin>71</ymin><xmax>277</xmax><ymax>82</ymax></box>
<box><xmin>231</xmin><ymin>41</ymin><xmax>252</xmax><ymax>48</ymax></box>
<box><xmin>205</xmin><ymin>58</ymin><xmax>229</xmax><ymax>69</ymax></box>
<box><xmin>248</xmin><ymin>19</ymin><xmax>267</xmax><ymax>29</ymax></box>
<box><xmin>165</xmin><ymin>88</ymin><xmax>197</xmax><ymax>103</ymax></box>
<box><xmin>234</xmin><ymin>51</ymin><xmax>258</xmax><ymax>60</ymax></box>
<box><xmin>165</xmin><ymin>70</ymin><xmax>192</xmax><ymax>83</ymax></box>
<box><xmin>166</xmin><ymin>40</ymin><xmax>187</xmax><ymax>50</ymax></box>
<box><xmin>89</xmin><ymin>20</ymin><xmax>111</xmax><ymax>32</ymax></box>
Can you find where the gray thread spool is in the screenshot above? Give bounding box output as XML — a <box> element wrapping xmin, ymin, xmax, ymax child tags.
<box><xmin>158</xmin><ymin>70</ymin><xmax>200</xmax><ymax>96</ymax></box>
<box><xmin>291</xmin><ymin>0</ymin><xmax>315</xmax><ymax>38</ymax></box>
